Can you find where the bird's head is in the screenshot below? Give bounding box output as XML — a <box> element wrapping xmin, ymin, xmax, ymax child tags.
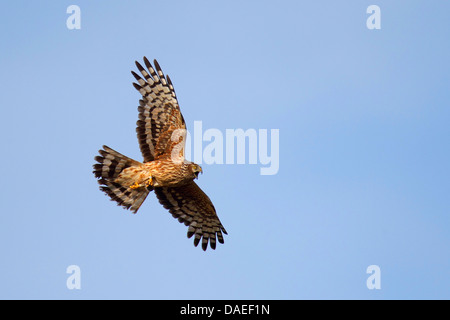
<box><xmin>190</xmin><ymin>163</ymin><xmax>203</xmax><ymax>179</ymax></box>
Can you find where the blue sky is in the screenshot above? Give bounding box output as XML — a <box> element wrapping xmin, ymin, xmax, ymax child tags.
<box><xmin>0</xmin><ymin>1</ymin><xmax>449</xmax><ymax>299</ymax></box>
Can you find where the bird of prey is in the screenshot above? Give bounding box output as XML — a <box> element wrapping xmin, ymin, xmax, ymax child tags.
<box><xmin>93</xmin><ymin>57</ymin><xmax>227</xmax><ymax>251</ymax></box>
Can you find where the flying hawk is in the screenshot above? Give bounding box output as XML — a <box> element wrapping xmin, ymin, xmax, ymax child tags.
<box><xmin>93</xmin><ymin>57</ymin><xmax>227</xmax><ymax>251</ymax></box>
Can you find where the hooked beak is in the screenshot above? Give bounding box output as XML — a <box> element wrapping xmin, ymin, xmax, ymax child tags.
<box><xmin>194</xmin><ymin>168</ymin><xmax>202</xmax><ymax>179</ymax></box>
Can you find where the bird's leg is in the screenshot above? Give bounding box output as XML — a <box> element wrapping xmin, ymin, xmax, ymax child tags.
<box><xmin>129</xmin><ymin>177</ymin><xmax>152</xmax><ymax>189</ymax></box>
<box><xmin>129</xmin><ymin>182</ymin><xmax>141</xmax><ymax>190</ymax></box>
<box><xmin>145</xmin><ymin>177</ymin><xmax>153</xmax><ymax>187</ymax></box>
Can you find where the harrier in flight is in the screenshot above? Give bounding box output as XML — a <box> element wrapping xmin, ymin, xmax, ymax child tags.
<box><xmin>93</xmin><ymin>57</ymin><xmax>227</xmax><ymax>250</ymax></box>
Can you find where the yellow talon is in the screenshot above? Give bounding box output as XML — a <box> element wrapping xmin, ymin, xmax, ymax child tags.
<box><xmin>129</xmin><ymin>182</ymin><xmax>140</xmax><ymax>189</ymax></box>
<box><xmin>129</xmin><ymin>178</ymin><xmax>152</xmax><ymax>189</ymax></box>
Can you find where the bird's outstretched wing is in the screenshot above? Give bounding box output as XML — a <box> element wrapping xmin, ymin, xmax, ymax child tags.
<box><xmin>154</xmin><ymin>182</ymin><xmax>228</xmax><ymax>251</ymax></box>
<box><xmin>132</xmin><ymin>57</ymin><xmax>186</xmax><ymax>163</ymax></box>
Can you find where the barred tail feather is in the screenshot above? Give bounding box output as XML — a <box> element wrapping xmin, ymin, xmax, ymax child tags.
<box><xmin>93</xmin><ymin>145</ymin><xmax>151</xmax><ymax>213</ymax></box>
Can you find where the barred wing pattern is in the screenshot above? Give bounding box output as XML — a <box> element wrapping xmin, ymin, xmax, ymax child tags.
<box><xmin>132</xmin><ymin>57</ymin><xmax>186</xmax><ymax>163</ymax></box>
<box><xmin>154</xmin><ymin>182</ymin><xmax>228</xmax><ymax>250</ymax></box>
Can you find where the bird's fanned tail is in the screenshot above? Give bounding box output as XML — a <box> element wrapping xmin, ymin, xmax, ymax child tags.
<box><xmin>93</xmin><ymin>145</ymin><xmax>151</xmax><ymax>213</ymax></box>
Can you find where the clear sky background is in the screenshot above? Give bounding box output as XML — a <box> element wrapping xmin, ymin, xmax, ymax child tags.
<box><xmin>0</xmin><ymin>1</ymin><xmax>449</xmax><ymax>299</ymax></box>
